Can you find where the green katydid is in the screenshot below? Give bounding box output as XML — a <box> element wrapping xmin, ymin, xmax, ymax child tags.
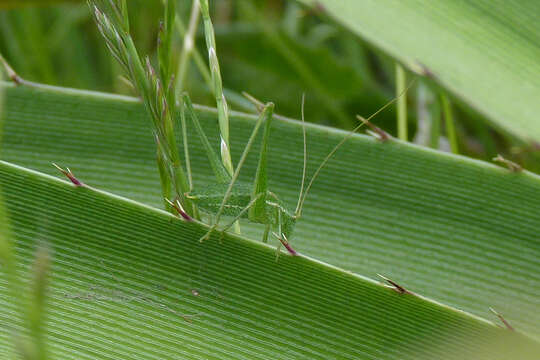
<box><xmin>182</xmin><ymin>94</ymin><xmax>298</xmax><ymax>248</ymax></box>
<box><xmin>180</xmin><ymin>84</ymin><xmax>409</xmax><ymax>253</ymax></box>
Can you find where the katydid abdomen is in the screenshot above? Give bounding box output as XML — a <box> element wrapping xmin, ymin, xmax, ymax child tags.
<box><xmin>188</xmin><ymin>183</ymin><xmax>252</xmax><ymax>217</ymax></box>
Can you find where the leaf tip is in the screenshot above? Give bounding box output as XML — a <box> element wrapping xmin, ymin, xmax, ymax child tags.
<box><xmin>52</xmin><ymin>163</ymin><xmax>84</xmax><ymax>186</ymax></box>
<box><xmin>165</xmin><ymin>198</ymin><xmax>193</xmax><ymax>221</ymax></box>
<box><xmin>377</xmin><ymin>274</ymin><xmax>410</xmax><ymax>294</ymax></box>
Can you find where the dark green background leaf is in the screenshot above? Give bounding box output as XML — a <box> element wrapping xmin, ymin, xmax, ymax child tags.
<box><xmin>299</xmin><ymin>0</ymin><xmax>540</xmax><ymax>142</ymax></box>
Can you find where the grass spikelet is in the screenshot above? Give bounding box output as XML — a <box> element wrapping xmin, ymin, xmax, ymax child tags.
<box><xmin>91</xmin><ymin>0</ymin><xmax>194</xmax><ymax>215</ymax></box>
<box><xmin>199</xmin><ymin>0</ymin><xmax>234</xmax><ymax>177</ymax></box>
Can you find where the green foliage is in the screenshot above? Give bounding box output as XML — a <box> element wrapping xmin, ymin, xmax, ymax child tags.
<box><xmin>2</xmin><ymin>83</ymin><xmax>540</xmax><ymax>340</ymax></box>
<box><xmin>0</xmin><ymin>0</ymin><xmax>80</xmax><ymax>8</ymax></box>
<box><xmin>1</xmin><ymin>160</ymin><xmax>539</xmax><ymax>359</ymax></box>
<box><xmin>3</xmin><ymin>1</ymin><xmax>539</xmax><ymax>168</ymax></box>
<box><xmin>299</xmin><ymin>0</ymin><xmax>540</xmax><ymax>143</ymax></box>
<box><xmin>1</xmin><ymin>0</ymin><xmax>540</xmax><ymax>358</ymax></box>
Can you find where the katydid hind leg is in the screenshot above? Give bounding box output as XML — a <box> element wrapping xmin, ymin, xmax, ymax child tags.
<box><xmin>249</xmin><ymin>99</ymin><xmax>274</xmax><ymax>223</ymax></box>
<box><xmin>182</xmin><ymin>93</ymin><xmax>231</xmax><ymax>184</ymax></box>
<box><xmin>200</xmin><ymin>103</ymin><xmax>274</xmax><ymax>241</ymax></box>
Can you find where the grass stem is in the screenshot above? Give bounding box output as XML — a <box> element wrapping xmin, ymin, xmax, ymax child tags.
<box><xmin>440</xmin><ymin>93</ymin><xmax>459</xmax><ymax>154</ymax></box>
<box><xmin>171</xmin><ymin>4</ymin><xmax>260</xmax><ymax>113</ymax></box>
<box><xmin>429</xmin><ymin>100</ymin><xmax>441</xmax><ymax>149</ymax></box>
<box><xmin>395</xmin><ymin>63</ymin><xmax>407</xmax><ymax>141</ymax></box>
<box><xmin>175</xmin><ymin>0</ymin><xmax>201</xmax><ymax>95</ymax></box>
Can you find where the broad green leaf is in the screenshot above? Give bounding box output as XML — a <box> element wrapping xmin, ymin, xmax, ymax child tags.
<box><xmin>298</xmin><ymin>0</ymin><xmax>540</xmax><ymax>142</ymax></box>
<box><xmin>1</xmin><ymin>160</ymin><xmax>539</xmax><ymax>359</ymax></box>
<box><xmin>1</xmin><ymin>83</ymin><xmax>540</xmax><ymax>339</ymax></box>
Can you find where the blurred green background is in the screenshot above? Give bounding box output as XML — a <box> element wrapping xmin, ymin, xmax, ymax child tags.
<box><xmin>1</xmin><ymin>0</ymin><xmax>538</xmax><ymax>170</ymax></box>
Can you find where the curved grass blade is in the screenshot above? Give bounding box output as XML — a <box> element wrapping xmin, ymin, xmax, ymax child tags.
<box><xmin>298</xmin><ymin>0</ymin><xmax>540</xmax><ymax>143</ymax></box>
<box><xmin>0</xmin><ymin>160</ymin><xmax>539</xmax><ymax>359</ymax></box>
<box><xmin>1</xmin><ymin>82</ymin><xmax>540</xmax><ymax>338</ymax></box>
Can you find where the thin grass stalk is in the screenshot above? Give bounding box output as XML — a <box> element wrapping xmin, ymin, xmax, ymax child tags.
<box><xmin>173</xmin><ymin>0</ymin><xmax>201</xmax><ymax>197</ymax></box>
<box><xmin>179</xmin><ymin>101</ymin><xmax>201</xmax><ymax>220</ymax></box>
<box><xmin>414</xmin><ymin>81</ymin><xmax>429</xmax><ymax>146</ymax></box>
<box><xmin>147</xmin><ymin>58</ymin><xmax>191</xmax><ymax>212</ymax></box>
<box><xmin>158</xmin><ymin>0</ymin><xmax>175</xmax><ymax>84</ymax></box>
<box><xmin>119</xmin><ymin>0</ymin><xmax>129</xmax><ymax>31</ymax></box>
<box><xmin>172</xmin><ymin>9</ymin><xmax>249</xmax><ymax>112</ymax></box>
<box><xmin>199</xmin><ymin>0</ymin><xmax>234</xmax><ymax>177</ymax></box>
<box><xmin>173</xmin><ymin>13</ymin><xmax>212</xmax><ymax>91</ymax></box>
<box><xmin>156</xmin><ymin>0</ymin><xmax>191</xmax><ymax>211</ymax></box>
<box><xmin>395</xmin><ymin>63</ymin><xmax>407</xmax><ymax>140</ymax></box>
<box><xmin>440</xmin><ymin>93</ymin><xmax>459</xmax><ymax>154</ymax></box>
<box><xmin>175</xmin><ymin>0</ymin><xmax>201</xmax><ymax>94</ymax></box>
<box><xmin>429</xmin><ymin>96</ymin><xmax>441</xmax><ymax>149</ymax></box>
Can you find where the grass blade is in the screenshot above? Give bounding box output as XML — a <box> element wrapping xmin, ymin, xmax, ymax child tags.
<box><xmin>1</xmin><ymin>160</ymin><xmax>539</xmax><ymax>359</ymax></box>
<box><xmin>2</xmin><ymin>82</ymin><xmax>540</xmax><ymax>338</ymax></box>
<box><xmin>298</xmin><ymin>0</ymin><xmax>540</xmax><ymax>142</ymax></box>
